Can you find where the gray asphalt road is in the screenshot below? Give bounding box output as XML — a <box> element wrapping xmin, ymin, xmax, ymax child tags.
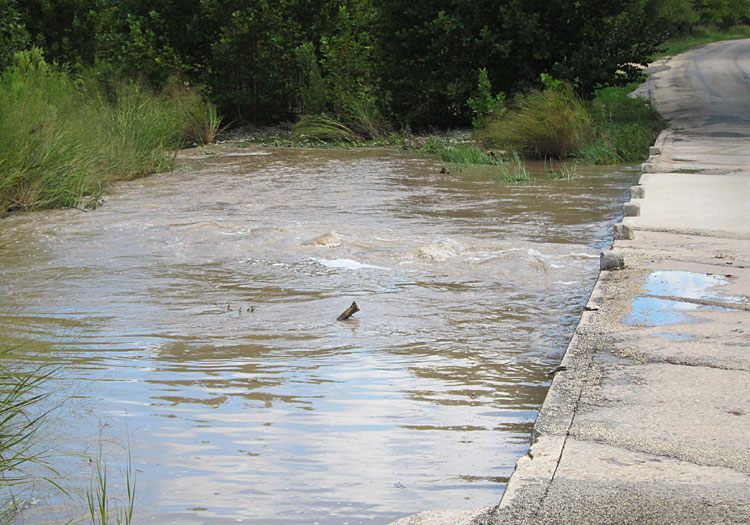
<box><xmin>647</xmin><ymin>39</ymin><xmax>750</xmax><ymax>134</ymax></box>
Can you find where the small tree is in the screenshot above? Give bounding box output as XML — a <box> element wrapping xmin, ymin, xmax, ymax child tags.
<box><xmin>467</xmin><ymin>68</ymin><xmax>505</xmax><ymax>129</ymax></box>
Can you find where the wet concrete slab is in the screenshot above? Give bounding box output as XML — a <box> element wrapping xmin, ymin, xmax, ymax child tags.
<box><xmin>615</xmin><ymin>230</ymin><xmax>750</xmax><ymax>267</ymax></box>
<box><xmin>573</xmin><ymin>362</ymin><xmax>750</xmax><ymax>471</ymax></box>
<box><xmin>612</xmin><ymin>309</ymin><xmax>750</xmax><ymax>370</ymax></box>
<box><xmin>554</xmin><ymin>438</ymin><xmax>749</xmax><ymax>484</ymax></box>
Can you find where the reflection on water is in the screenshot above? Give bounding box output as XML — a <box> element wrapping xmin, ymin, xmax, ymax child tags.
<box><xmin>0</xmin><ymin>146</ymin><xmax>637</xmax><ymax>523</ymax></box>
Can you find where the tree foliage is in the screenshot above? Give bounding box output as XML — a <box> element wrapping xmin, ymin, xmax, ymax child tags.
<box><xmin>5</xmin><ymin>0</ymin><xmax>747</xmax><ymax>127</ymax></box>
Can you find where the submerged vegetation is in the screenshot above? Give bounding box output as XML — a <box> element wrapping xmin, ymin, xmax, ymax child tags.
<box><xmin>87</xmin><ymin>446</ymin><xmax>136</xmax><ymax>525</ymax></box>
<box><xmin>0</xmin><ymin>344</ymin><xmax>137</xmax><ymax>523</ymax></box>
<box><xmin>0</xmin><ymin>347</ymin><xmax>58</xmax><ymax>520</ymax></box>
<box><xmin>421</xmin><ymin>139</ymin><xmax>498</xmax><ymax>166</ymax></box>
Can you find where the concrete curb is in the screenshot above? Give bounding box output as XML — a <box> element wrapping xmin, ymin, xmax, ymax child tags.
<box><xmin>496</xmin><ymin>270</ymin><xmax>612</xmax><ymax>512</ymax></box>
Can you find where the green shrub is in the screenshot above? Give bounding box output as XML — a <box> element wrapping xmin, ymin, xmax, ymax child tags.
<box><xmin>467</xmin><ymin>68</ymin><xmax>505</xmax><ymax>129</ymax></box>
<box><xmin>295</xmin><ymin>42</ymin><xmax>327</xmax><ymax>115</ymax></box>
<box><xmin>581</xmin><ymin>84</ymin><xmax>663</xmax><ymax>163</ymax></box>
<box><xmin>482</xmin><ymin>86</ymin><xmax>593</xmax><ymax>158</ymax></box>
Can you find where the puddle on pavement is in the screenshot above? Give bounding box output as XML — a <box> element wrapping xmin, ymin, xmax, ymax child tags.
<box><xmin>650</xmin><ymin>332</ymin><xmax>694</xmax><ymax>341</ymax></box>
<box><xmin>625</xmin><ymin>271</ymin><xmax>734</xmax><ymax>326</ymax></box>
<box><xmin>0</xmin><ymin>146</ymin><xmax>639</xmax><ymax>524</ymax></box>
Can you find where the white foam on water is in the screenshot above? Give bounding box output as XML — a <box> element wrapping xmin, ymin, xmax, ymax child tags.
<box><xmin>417</xmin><ymin>243</ymin><xmax>457</xmax><ymax>262</ymax></box>
<box><xmin>311</xmin><ymin>258</ymin><xmax>389</xmax><ymax>271</ymax></box>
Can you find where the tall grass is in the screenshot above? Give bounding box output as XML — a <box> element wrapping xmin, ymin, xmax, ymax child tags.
<box><xmin>480</xmin><ymin>86</ymin><xmax>593</xmax><ymax>159</ymax></box>
<box><xmin>0</xmin><ymin>48</ymin><xmax>219</xmax><ymax>215</ymax></box>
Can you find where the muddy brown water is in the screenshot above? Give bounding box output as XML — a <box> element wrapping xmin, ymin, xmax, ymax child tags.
<box><xmin>0</xmin><ymin>146</ymin><xmax>638</xmax><ymax>523</ymax></box>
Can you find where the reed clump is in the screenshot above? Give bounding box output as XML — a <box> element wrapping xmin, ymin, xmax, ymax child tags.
<box><xmin>480</xmin><ymin>86</ymin><xmax>593</xmax><ymax>159</ymax></box>
<box><xmin>0</xmin><ymin>48</ymin><xmax>220</xmax><ymax>215</ymax></box>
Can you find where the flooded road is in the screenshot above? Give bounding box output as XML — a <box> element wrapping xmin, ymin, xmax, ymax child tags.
<box><xmin>0</xmin><ymin>146</ymin><xmax>637</xmax><ymax>523</ymax></box>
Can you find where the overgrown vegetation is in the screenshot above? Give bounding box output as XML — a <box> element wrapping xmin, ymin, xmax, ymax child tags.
<box><xmin>0</xmin><ymin>49</ymin><xmax>220</xmax><ymax>215</ymax></box>
<box><xmin>581</xmin><ymin>84</ymin><xmax>664</xmax><ymax>164</ymax></box>
<box><xmin>474</xmin><ymin>78</ymin><xmax>662</xmax><ymax>164</ymax></box>
<box><xmin>2</xmin><ymin>0</ymin><xmax>749</xmax><ymax>130</ymax></box>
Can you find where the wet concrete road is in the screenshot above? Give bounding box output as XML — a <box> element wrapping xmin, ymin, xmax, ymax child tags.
<box><xmin>394</xmin><ymin>39</ymin><xmax>750</xmax><ymax>525</ymax></box>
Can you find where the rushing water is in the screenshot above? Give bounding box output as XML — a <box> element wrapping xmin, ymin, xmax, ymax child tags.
<box><xmin>0</xmin><ymin>146</ymin><xmax>637</xmax><ymax>523</ymax></box>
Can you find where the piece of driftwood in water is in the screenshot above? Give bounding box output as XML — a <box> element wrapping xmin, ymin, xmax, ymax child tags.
<box><xmin>337</xmin><ymin>301</ymin><xmax>360</xmax><ymax>321</ymax></box>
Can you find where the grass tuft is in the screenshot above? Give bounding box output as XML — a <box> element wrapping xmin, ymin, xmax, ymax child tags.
<box><xmin>545</xmin><ymin>158</ymin><xmax>577</xmax><ymax>180</ymax></box>
<box><xmin>421</xmin><ymin>138</ymin><xmax>498</xmax><ymax>165</ymax></box>
<box><xmin>496</xmin><ymin>153</ymin><xmax>533</xmax><ymax>183</ymax></box>
<box><xmin>87</xmin><ymin>444</ymin><xmax>136</xmax><ymax>525</ymax></box>
<box><xmin>291</xmin><ymin>114</ymin><xmax>363</xmax><ymax>144</ymax></box>
<box><xmin>481</xmin><ymin>87</ymin><xmax>593</xmax><ymax>159</ymax></box>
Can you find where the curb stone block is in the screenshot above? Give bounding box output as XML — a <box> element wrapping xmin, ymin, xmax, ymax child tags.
<box><xmin>613</xmin><ymin>223</ymin><xmax>634</xmax><ymax>240</ymax></box>
<box><xmin>600</xmin><ymin>250</ymin><xmax>625</xmax><ymax>270</ymax></box>
<box><xmin>623</xmin><ymin>202</ymin><xmax>641</xmax><ymax>217</ymax></box>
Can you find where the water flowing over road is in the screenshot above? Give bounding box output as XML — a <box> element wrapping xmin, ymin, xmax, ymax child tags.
<box><xmin>0</xmin><ymin>146</ymin><xmax>637</xmax><ymax>523</ymax></box>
